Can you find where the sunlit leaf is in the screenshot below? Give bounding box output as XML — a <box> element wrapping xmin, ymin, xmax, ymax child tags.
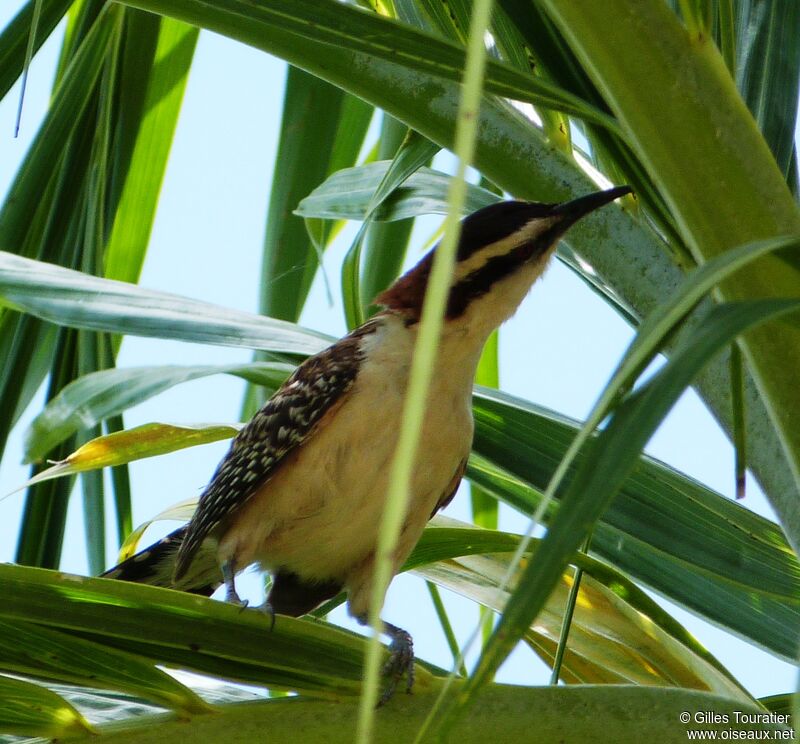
<box><xmin>18</xmin><ymin>423</ymin><xmax>240</xmax><ymax>493</ymax></box>
<box><xmin>0</xmin><ymin>252</ymin><xmax>331</xmax><ymax>354</ymax></box>
<box><xmin>117</xmin><ymin>497</ymin><xmax>198</xmax><ymax>561</ymax></box>
<box><xmin>24</xmin><ymin>362</ymin><xmax>291</xmax><ymax>462</ymax></box>
<box><xmin>0</xmin><ymin>673</ymin><xmax>96</xmax><ymax>739</ymax></box>
<box><xmin>416</xmin><ymin>550</ymin><xmax>749</xmax><ymax>701</ymax></box>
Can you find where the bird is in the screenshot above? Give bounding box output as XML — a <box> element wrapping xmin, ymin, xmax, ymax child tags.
<box><xmin>102</xmin><ymin>185</ymin><xmax>631</xmax><ymax>700</ymax></box>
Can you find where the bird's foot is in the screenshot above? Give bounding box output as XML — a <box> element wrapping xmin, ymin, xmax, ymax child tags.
<box><xmin>224</xmin><ymin>589</ymin><xmax>275</xmax><ymax>629</ymax></box>
<box><xmin>258</xmin><ymin>599</ymin><xmax>276</xmax><ymax>631</ymax></box>
<box><xmin>228</xmin><ymin>593</ymin><xmax>250</xmax><ymax>615</ymax></box>
<box><xmin>222</xmin><ymin>560</ymin><xmax>248</xmax><ymax>610</ymax></box>
<box><xmin>354</xmin><ymin>615</ymin><xmax>415</xmax><ymax>706</ymax></box>
<box><xmin>379</xmin><ymin>622</ymin><xmax>415</xmax><ymax>707</ymax></box>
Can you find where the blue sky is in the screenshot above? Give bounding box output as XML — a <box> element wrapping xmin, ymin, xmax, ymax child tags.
<box><xmin>0</xmin><ymin>5</ymin><xmax>798</xmax><ymax>699</ymax></box>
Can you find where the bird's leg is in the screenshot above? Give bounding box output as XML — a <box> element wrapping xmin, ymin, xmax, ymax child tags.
<box><xmin>381</xmin><ymin>620</ymin><xmax>415</xmax><ymax>704</ymax></box>
<box><xmin>257</xmin><ymin>597</ymin><xmax>276</xmax><ymax>631</ymax></box>
<box><xmin>221</xmin><ymin>559</ymin><xmax>248</xmax><ymax>608</ymax></box>
<box><xmin>357</xmin><ymin>615</ymin><xmax>415</xmax><ymax>706</ymax></box>
<box><xmin>221</xmin><ymin>560</ymin><xmax>275</xmax><ymax>628</ymax></box>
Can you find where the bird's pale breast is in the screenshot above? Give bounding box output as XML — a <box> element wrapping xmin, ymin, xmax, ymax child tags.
<box><xmin>217</xmin><ymin>315</ymin><xmax>476</xmax><ymax>616</ymax></box>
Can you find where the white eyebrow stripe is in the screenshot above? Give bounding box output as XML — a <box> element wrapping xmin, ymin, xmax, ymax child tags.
<box><xmin>452</xmin><ymin>216</ymin><xmax>558</xmax><ymax>282</ymax></box>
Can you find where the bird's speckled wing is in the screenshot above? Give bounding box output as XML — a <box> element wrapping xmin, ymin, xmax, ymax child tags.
<box><xmin>173</xmin><ymin>321</ymin><xmax>379</xmax><ymax>582</ymax></box>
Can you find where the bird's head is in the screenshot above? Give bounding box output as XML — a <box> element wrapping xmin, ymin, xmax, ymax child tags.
<box><xmin>375</xmin><ymin>186</ymin><xmax>632</xmax><ymax>334</ymax></box>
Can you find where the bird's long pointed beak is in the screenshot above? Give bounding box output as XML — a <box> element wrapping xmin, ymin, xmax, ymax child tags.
<box><xmin>551</xmin><ymin>185</ymin><xmax>633</xmax><ymax>227</ymax></box>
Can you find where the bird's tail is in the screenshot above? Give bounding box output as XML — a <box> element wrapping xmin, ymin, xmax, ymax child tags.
<box><xmin>100</xmin><ymin>525</ymin><xmax>222</xmax><ymax>597</ymax></box>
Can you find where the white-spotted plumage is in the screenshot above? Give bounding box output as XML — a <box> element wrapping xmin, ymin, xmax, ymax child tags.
<box><xmin>172</xmin><ymin>321</ymin><xmax>377</xmax><ymax>583</ymax></box>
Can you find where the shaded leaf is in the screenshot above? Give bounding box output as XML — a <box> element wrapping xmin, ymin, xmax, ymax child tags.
<box><xmin>734</xmin><ymin>0</ymin><xmax>800</xmax><ymax>179</ymax></box>
<box><xmin>74</xmin><ymin>686</ymin><xmax>791</xmax><ymax>743</ymax></box>
<box><xmin>0</xmin><ymin>619</ymin><xmax>211</xmax><ymax>715</ymax></box>
<box><xmin>296</xmin><ymin>162</ymin><xmax>499</xmax><ymax>222</ymax></box>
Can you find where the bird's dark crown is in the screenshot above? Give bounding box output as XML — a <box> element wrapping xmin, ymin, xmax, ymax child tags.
<box><xmin>455</xmin><ymin>200</ymin><xmax>555</xmax><ymax>261</ymax></box>
<box><xmin>375</xmin><ymin>199</ymin><xmax>558</xmax><ymax>321</ymax></box>
<box><xmin>375</xmin><ymin>188</ymin><xmax>631</xmax><ymax>322</ymax></box>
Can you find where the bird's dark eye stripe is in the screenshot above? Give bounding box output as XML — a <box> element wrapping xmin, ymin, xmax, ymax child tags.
<box><xmin>447</xmin><ymin>236</ymin><xmax>552</xmax><ymax>318</ymax></box>
<box><xmin>457</xmin><ymin>201</ymin><xmax>555</xmax><ymax>260</ymax></box>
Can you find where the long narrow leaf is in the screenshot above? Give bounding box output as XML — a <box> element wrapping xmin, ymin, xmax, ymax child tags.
<box><xmin>0</xmin><ymin>674</ymin><xmax>95</xmax><ymax>739</ymax></box>
<box><xmin>103</xmin><ymin>17</ymin><xmax>198</xmax><ymax>284</ymax></box>
<box><xmin>259</xmin><ymin>66</ymin><xmax>371</xmax><ymax>323</ymax></box>
<box><xmin>24</xmin><ymin>362</ymin><xmax>292</xmax><ymax>462</ymax></box>
<box><xmin>464</xmin><ymin>298</ymin><xmax>800</xmax><ymax>711</ymax></box>
<box><xmin>120</xmin><ymin>0</ymin><xmax>619</xmax><ymax>133</ymax></box>
<box><xmin>296</xmin><ymin>162</ymin><xmax>499</xmax><ymax>222</ymax></box>
<box><xmin>359</xmin><ymin>116</ymin><xmax>421</xmax><ymax>314</ymax></box>
<box><xmin>15</xmin><ymin>328</ymin><xmax>80</xmax><ymax>569</ymax></box>
<box><xmin>20</xmin><ymin>423</ymin><xmax>240</xmax><ymax>492</ymax></box>
<box><xmin>0</xmin><ymin>252</ymin><xmax>331</xmax><ymax>354</ymax></box>
<box><xmin>0</xmin><ymin>0</ymin><xmax>74</xmax><ymax>100</ymax></box>
<box><xmin>341</xmin><ymin>131</ymin><xmax>440</xmax><ymax>327</ymax></box>
<box><xmin>734</xmin><ymin>0</ymin><xmax>800</xmax><ymax>179</ymax></box>
<box><xmin>0</xmin><ymin>619</ymin><xmax>210</xmax><ymax>715</ymax></box>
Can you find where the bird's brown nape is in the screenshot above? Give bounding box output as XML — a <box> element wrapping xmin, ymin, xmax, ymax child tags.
<box><xmin>374</xmin><ymin>251</ymin><xmax>432</xmax><ymax>323</ymax></box>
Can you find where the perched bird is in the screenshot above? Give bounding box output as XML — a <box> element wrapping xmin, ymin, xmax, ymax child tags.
<box><xmin>103</xmin><ymin>186</ymin><xmax>631</xmax><ymax>699</ymax></box>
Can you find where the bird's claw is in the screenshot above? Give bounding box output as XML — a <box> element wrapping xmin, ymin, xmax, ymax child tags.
<box><xmin>378</xmin><ymin>627</ymin><xmax>414</xmax><ymax>707</ymax></box>
<box><xmin>222</xmin><ymin>561</ymin><xmax>248</xmax><ymax>610</ymax></box>
<box><xmin>258</xmin><ymin>600</ymin><xmax>276</xmax><ymax>631</ymax></box>
<box><xmin>224</xmin><ymin>582</ymin><xmax>274</xmax><ymax>628</ymax></box>
<box><xmin>225</xmin><ymin>585</ymin><xmax>248</xmax><ymax>609</ymax></box>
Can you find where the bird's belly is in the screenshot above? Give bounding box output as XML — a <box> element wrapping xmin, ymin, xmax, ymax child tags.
<box><xmin>218</xmin><ymin>376</ymin><xmax>472</xmax><ymax>585</ymax></box>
